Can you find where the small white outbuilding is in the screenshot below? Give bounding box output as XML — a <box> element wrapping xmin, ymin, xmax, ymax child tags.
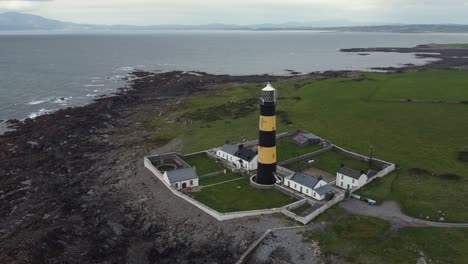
<box><xmin>163</xmin><ymin>167</ymin><xmax>199</xmax><ymax>190</ymax></box>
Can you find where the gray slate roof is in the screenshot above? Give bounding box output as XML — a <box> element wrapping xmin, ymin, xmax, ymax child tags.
<box><xmin>367</xmin><ymin>170</ymin><xmax>379</xmax><ymax>179</ymax></box>
<box><xmin>289</xmin><ymin>172</ymin><xmax>321</xmax><ymax>189</ymax></box>
<box><xmin>166</xmin><ymin>167</ymin><xmax>198</xmax><ymax>183</ymax></box>
<box><xmin>301</xmin><ymin>133</ymin><xmax>321</xmax><ymax>140</ymax></box>
<box><xmin>338</xmin><ymin>167</ymin><xmax>364</xmax><ymax>179</ymax></box>
<box><xmin>221</xmin><ymin>144</ymin><xmax>239</xmax><ymax>155</ymax></box>
<box><xmin>315</xmin><ymin>184</ymin><xmax>334</xmax><ymax>195</ymax></box>
<box><xmin>235</xmin><ymin>147</ymin><xmax>257</xmax><ymax>162</ymax></box>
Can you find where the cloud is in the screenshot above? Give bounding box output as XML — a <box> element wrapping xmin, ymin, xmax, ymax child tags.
<box><xmin>0</xmin><ymin>0</ymin><xmax>51</xmax><ymax>11</ymax></box>
<box><xmin>4</xmin><ymin>0</ymin><xmax>468</xmax><ymax>25</ymax></box>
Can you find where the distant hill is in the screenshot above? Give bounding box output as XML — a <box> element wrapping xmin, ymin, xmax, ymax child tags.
<box><xmin>1</xmin><ymin>12</ymin><xmax>468</xmax><ymax>33</ymax></box>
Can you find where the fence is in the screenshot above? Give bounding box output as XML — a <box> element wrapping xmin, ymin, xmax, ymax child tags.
<box><xmin>199</xmin><ymin>170</ymin><xmax>225</xmax><ymax>179</ymax></box>
<box><xmin>278</xmin><ymin>145</ymin><xmax>333</xmax><ymax>166</ymax></box>
<box><xmin>332</xmin><ymin>145</ymin><xmax>393</xmax><ymax>168</ymax></box>
<box><xmin>145</xmin><ymin>156</ymin><xmax>299</xmax><ymax>222</ymax></box>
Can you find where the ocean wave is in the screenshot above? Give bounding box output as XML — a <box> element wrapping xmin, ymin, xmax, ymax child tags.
<box><xmin>28</xmin><ymin>109</ymin><xmax>54</xmax><ymax>119</ymax></box>
<box><xmin>84</xmin><ymin>84</ymin><xmax>105</xmax><ymax>87</ymax></box>
<box><xmin>27</xmin><ymin>99</ymin><xmax>48</xmax><ymax>105</ymax></box>
<box><xmin>116</xmin><ymin>66</ymin><xmax>134</xmax><ymax>72</ymax></box>
<box><xmin>52</xmin><ymin>96</ymin><xmax>72</xmax><ymax>105</ymax></box>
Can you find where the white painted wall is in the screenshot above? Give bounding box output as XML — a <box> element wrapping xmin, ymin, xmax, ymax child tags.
<box><xmin>216</xmin><ymin>150</ymin><xmax>258</xmax><ymax>171</ymax></box>
<box><xmin>283</xmin><ymin>178</ymin><xmax>328</xmax><ymax>201</ymax></box>
<box><xmin>336</xmin><ymin>172</ymin><xmax>367</xmax><ymax>190</ymax></box>
<box><xmin>162</xmin><ymin>171</ymin><xmax>199</xmax><ymax>190</ymax></box>
<box><xmin>171</xmin><ymin>178</ymin><xmax>199</xmax><ymax>190</ymax></box>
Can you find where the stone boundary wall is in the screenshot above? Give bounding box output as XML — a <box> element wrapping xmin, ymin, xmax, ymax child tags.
<box><xmin>277</xmin><ymin>165</ymin><xmax>294</xmax><ymax>176</ymax></box>
<box><xmin>332</xmin><ymin>145</ymin><xmax>392</xmax><ymax>168</ymax></box>
<box><xmin>278</xmin><ymin>145</ymin><xmax>333</xmax><ymax>166</ymax></box>
<box><xmin>145</xmin><ymin>156</ymin><xmax>300</xmax><ymax>222</ymax></box>
<box><xmin>235</xmin><ymin>229</ymin><xmax>274</xmax><ymax>264</ymax></box>
<box><xmin>150</xmin><ymin>152</ymin><xmax>192</xmax><ymax>168</ymax></box>
<box><xmin>352</xmin><ymin>163</ymin><xmax>396</xmax><ymax>193</ymax></box>
<box><xmin>351</xmin><ymin>193</ymin><xmax>376</xmax><ymax>204</ymax></box>
<box><xmin>199</xmin><ymin>170</ymin><xmax>225</xmax><ymax>179</ymax></box>
<box><xmin>182</xmin><ymin>150</ymin><xmax>208</xmax><ymax>158</ymax></box>
<box><xmin>284</xmin><ymin>199</ymin><xmax>308</xmax><ymax>211</ymax></box>
<box><xmin>274</xmin><ymin>184</ymin><xmax>308</xmax><ymax>201</ymax></box>
<box><xmin>302</xmin><ymin>193</ymin><xmax>346</xmax><ymax>223</ymax></box>
<box><xmin>235</xmin><ymin>225</ymin><xmax>312</xmax><ymax>264</ymax></box>
<box><xmin>227</xmin><ymin>130</ymin><xmax>297</xmax><ymax>149</ymax></box>
<box><xmin>279</xmin><ymin>193</ymin><xmax>346</xmax><ymax>225</ymax></box>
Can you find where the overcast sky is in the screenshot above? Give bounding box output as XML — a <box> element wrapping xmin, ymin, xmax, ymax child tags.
<box><xmin>1</xmin><ymin>0</ymin><xmax>468</xmax><ymax>25</ymax></box>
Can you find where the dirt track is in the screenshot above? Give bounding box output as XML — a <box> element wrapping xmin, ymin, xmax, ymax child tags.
<box><xmin>339</xmin><ymin>199</ymin><xmax>468</xmax><ymax>229</ymax></box>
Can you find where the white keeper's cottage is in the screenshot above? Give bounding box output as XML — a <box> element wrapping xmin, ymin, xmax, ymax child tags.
<box><xmin>336</xmin><ymin>166</ymin><xmax>379</xmax><ymax>190</ymax></box>
<box><xmin>284</xmin><ymin>172</ymin><xmax>334</xmax><ymax>200</ymax></box>
<box><xmin>216</xmin><ymin>144</ymin><xmax>258</xmax><ymax>171</ymax></box>
<box><xmin>162</xmin><ymin>167</ymin><xmax>199</xmax><ymax>190</ymax></box>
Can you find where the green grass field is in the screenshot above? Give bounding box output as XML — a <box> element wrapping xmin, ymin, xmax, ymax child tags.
<box><xmin>192</xmin><ymin>178</ymin><xmax>295</xmax><ymax>213</ymax></box>
<box><xmin>286</xmin><ymin>150</ymin><xmax>379</xmax><ymax>174</ymax></box>
<box><xmin>356</xmin><ymin>170</ymin><xmax>468</xmax><ymax>222</ymax></box>
<box><xmin>199</xmin><ymin>172</ymin><xmax>243</xmax><ymax>186</ymax></box>
<box><xmin>183</xmin><ymin>154</ymin><xmax>224</xmax><ymax>176</ymax></box>
<box><xmin>277</xmin><ymin>138</ymin><xmax>322</xmax><ymax>162</ymax></box>
<box><xmin>148</xmin><ymin>69</ymin><xmax>468</xmax><ymax>221</ymax></box>
<box><xmin>304</xmin><ymin>215</ymin><xmax>468</xmax><ymax>264</ymax></box>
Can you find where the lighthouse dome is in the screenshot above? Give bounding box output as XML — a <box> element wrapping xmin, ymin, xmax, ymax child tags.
<box><xmin>262</xmin><ymin>82</ymin><xmax>276</xmax><ymax>91</ymax></box>
<box><xmin>261</xmin><ymin>82</ymin><xmax>277</xmax><ymax>103</ymax></box>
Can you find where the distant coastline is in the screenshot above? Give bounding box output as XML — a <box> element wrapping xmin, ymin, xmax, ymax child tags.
<box><xmin>2</xmin><ymin>12</ymin><xmax>468</xmax><ymax>33</ymax></box>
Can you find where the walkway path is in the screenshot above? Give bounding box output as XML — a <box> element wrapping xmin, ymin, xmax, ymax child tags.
<box><xmin>339</xmin><ymin>199</ymin><xmax>468</xmax><ymax>229</ymax></box>
<box><xmin>202</xmin><ymin>177</ymin><xmax>244</xmax><ymax>188</ymax></box>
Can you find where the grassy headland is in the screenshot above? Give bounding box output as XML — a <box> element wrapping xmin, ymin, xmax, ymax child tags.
<box><xmin>148</xmin><ymin>69</ymin><xmax>468</xmax><ymax>221</ymax></box>
<box><xmin>304</xmin><ymin>215</ymin><xmax>468</xmax><ymax>264</ymax></box>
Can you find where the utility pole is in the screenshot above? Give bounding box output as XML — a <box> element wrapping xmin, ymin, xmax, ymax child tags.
<box><xmin>369</xmin><ymin>145</ymin><xmax>374</xmax><ymax>170</ymax></box>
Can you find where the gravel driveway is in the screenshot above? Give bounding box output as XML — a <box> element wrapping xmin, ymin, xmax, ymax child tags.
<box><xmin>339</xmin><ymin>199</ymin><xmax>468</xmax><ymax>229</ymax></box>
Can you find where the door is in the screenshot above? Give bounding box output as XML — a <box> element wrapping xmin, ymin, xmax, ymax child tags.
<box><xmin>182</xmin><ymin>182</ymin><xmax>187</xmax><ymax>189</ymax></box>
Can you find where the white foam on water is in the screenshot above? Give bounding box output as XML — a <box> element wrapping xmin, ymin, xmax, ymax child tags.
<box><xmin>86</xmin><ymin>94</ymin><xmax>97</xmax><ymax>97</ymax></box>
<box><xmin>27</xmin><ymin>99</ymin><xmax>48</xmax><ymax>105</ymax></box>
<box><xmin>28</xmin><ymin>109</ymin><xmax>54</xmax><ymax>119</ymax></box>
<box><xmin>84</xmin><ymin>84</ymin><xmax>105</xmax><ymax>87</ymax></box>
<box><xmin>52</xmin><ymin>96</ymin><xmax>72</xmax><ymax>105</ymax></box>
<box><xmin>116</xmin><ymin>66</ymin><xmax>134</xmax><ymax>72</ymax></box>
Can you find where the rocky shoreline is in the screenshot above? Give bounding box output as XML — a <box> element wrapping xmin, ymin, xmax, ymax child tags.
<box><xmin>341</xmin><ymin>44</ymin><xmax>468</xmax><ymax>71</ymax></box>
<box><xmin>0</xmin><ymin>71</ymin><xmax>295</xmax><ymax>263</ymax></box>
<box><xmin>1</xmin><ymin>45</ymin><xmax>468</xmax><ymax>263</ymax></box>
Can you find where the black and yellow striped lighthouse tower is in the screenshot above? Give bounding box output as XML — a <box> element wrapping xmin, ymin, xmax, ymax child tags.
<box><xmin>256</xmin><ymin>83</ymin><xmax>277</xmax><ymax>185</ymax></box>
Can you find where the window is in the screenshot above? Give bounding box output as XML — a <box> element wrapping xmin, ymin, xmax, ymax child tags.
<box><xmin>313</xmin><ymin>192</ymin><xmax>316</xmax><ymax>197</ymax></box>
<box><xmin>305</xmin><ymin>189</ymin><xmax>308</xmax><ymax>193</ymax></box>
<box><xmin>294</xmin><ymin>184</ymin><xmax>296</xmax><ymax>188</ymax></box>
<box><xmin>175</xmin><ymin>183</ymin><xmax>179</xmax><ymax>189</ymax></box>
<box><xmin>352</xmin><ymin>179</ymin><xmax>355</xmax><ymax>184</ymax></box>
<box><xmin>190</xmin><ymin>180</ymin><xmax>193</xmax><ymax>186</ymax></box>
<box><xmin>341</xmin><ymin>175</ymin><xmax>343</xmax><ymax>179</ymax></box>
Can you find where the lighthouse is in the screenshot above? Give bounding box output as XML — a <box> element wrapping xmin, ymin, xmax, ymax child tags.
<box><xmin>256</xmin><ymin>83</ymin><xmax>277</xmax><ymax>185</ymax></box>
